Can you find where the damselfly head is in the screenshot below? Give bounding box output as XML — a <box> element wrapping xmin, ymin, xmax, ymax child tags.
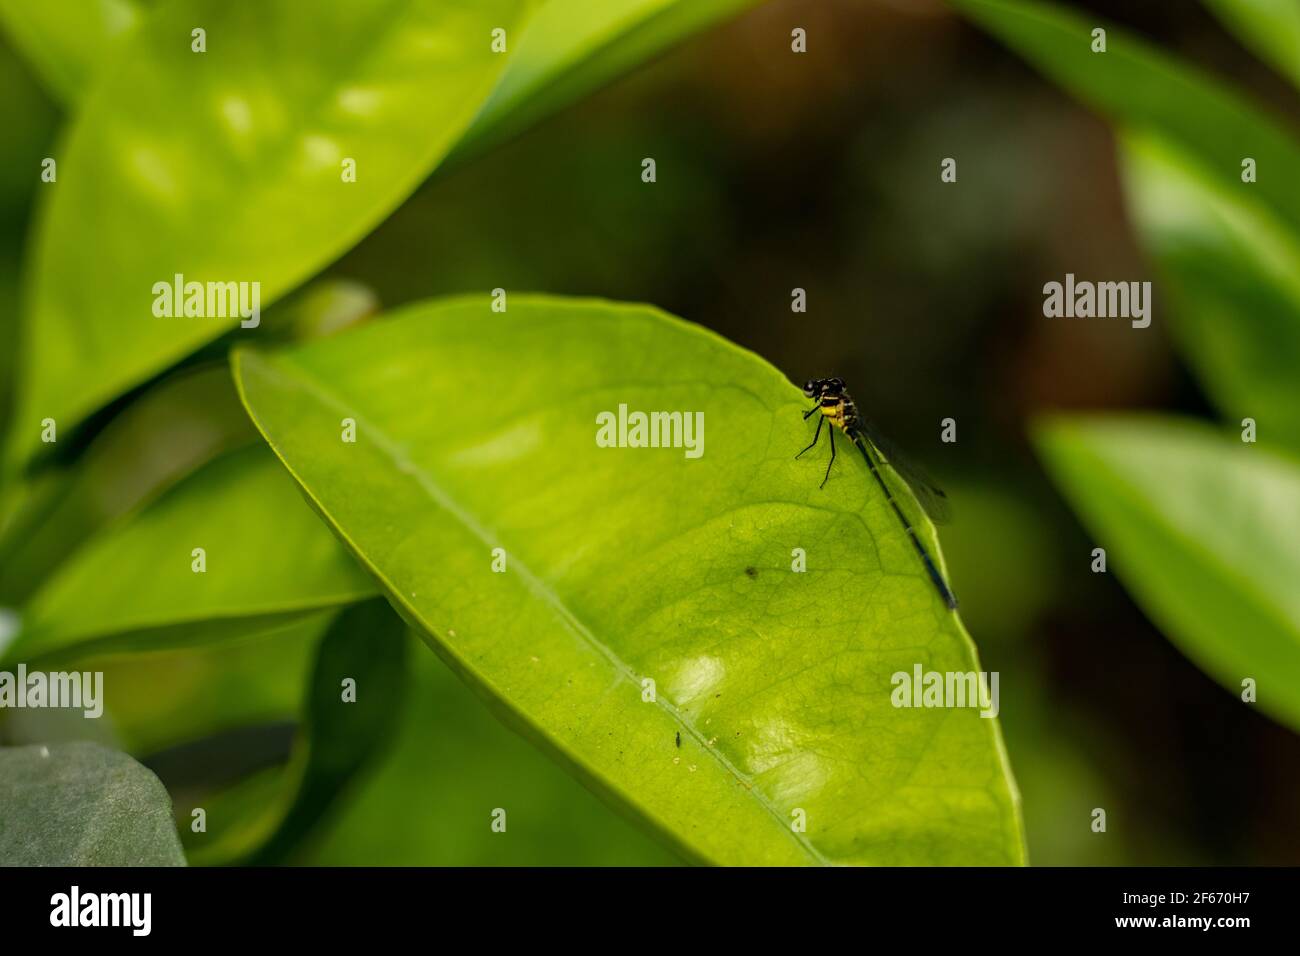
<box><xmin>803</xmin><ymin>377</ymin><xmax>845</xmax><ymax>398</ymax></box>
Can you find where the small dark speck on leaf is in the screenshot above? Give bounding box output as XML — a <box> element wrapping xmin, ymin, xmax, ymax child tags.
<box><xmin>675</xmin><ymin>731</ymin><xmax>681</xmax><ymax>748</ymax></box>
<box><xmin>744</xmin><ymin>566</ymin><xmax>757</xmax><ymax>578</ymax></box>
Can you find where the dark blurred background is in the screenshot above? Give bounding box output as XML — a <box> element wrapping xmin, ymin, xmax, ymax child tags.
<box><xmin>4</xmin><ymin>0</ymin><xmax>1298</xmax><ymax>864</ymax></box>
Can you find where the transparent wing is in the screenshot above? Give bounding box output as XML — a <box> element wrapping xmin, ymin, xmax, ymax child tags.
<box><xmin>853</xmin><ymin>421</ymin><xmax>952</xmax><ymax>525</ymax></box>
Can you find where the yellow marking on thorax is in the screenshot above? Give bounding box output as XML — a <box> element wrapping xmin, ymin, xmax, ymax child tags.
<box><xmin>819</xmin><ymin>401</ymin><xmax>850</xmax><ymax>431</ymax></box>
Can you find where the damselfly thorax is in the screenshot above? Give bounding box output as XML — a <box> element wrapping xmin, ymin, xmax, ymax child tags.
<box><xmin>814</xmin><ymin>387</ymin><xmax>858</xmax><ymax>433</ymax></box>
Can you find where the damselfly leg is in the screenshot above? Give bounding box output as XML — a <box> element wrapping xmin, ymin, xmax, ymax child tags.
<box><xmin>795</xmin><ymin>405</ymin><xmax>835</xmax><ymax>488</ymax></box>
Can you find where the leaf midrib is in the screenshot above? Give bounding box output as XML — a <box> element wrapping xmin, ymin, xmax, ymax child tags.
<box><xmin>234</xmin><ymin>347</ymin><xmax>829</xmax><ymax>866</ymax></box>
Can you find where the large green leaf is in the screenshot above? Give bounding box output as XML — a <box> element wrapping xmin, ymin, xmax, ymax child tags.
<box><xmin>1036</xmin><ymin>415</ymin><xmax>1300</xmax><ymax>732</ymax></box>
<box><xmin>0</xmin><ymin>0</ymin><xmax>140</xmax><ymax>105</ymax></box>
<box><xmin>5</xmin><ymin>445</ymin><xmax>376</xmax><ymax>664</ymax></box>
<box><xmin>1119</xmin><ymin>131</ymin><xmax>1300</xmax><ymax>451</ymax></box>
<box><xmin>6</xmin><ymin>0</ymin><xmax>529</xmax><ymax>473</ymax></box>
<box><xmin>234</xmin><ymin>295</ymin><xmax>1025</xmax><ymax>866</ymax></box>
<box><xmin>0</xmin><ymin>741</ymin><xmax>186</xmax><ymax>865</ymax></box>
<box><xmin>450</xmin><ymin>0</ymin><xmax>757</xmax><ymax>164</ymax></box>
<box><xmin>1202</xmin><ymin>0</ymin><xmax>1300</xmax><ymax>91</ymax></box>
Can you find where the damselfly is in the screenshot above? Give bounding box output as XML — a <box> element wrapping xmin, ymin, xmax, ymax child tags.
<box><xmin>797</xmin><ymin>377</ymin><xmax>958</xmax><ymax>610</ymax></box>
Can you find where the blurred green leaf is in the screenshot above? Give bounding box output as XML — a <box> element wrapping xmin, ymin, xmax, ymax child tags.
<box><xmin>995</xmin><ymin>677</ymin><xmax>1129</xmax><ymax>866</ymax></box>
<box><xmin>1036</xmin><ymin>415</ymin><xmax>1300</xmax><ymax>732</ymax></box>
<box><xmin>0</xmin><ymin>256</ymin><xmax>19</xmax><ymax>450</ymax></box>
<box><xmin>253</xmin><ymin>277</ymin><xmax>380</xmax><ymax>346</ymax></box>
<box><xmin>450</xmin><ymin>0</ymin><xmax>757</xmax><ymax>164</ymax></box>
<box><xmin>0</xmin><ymin>0</ymin><xmax>140</xmax><ymax>105</ymax></box>
<box><xmin>6</xmin><ymin>445</ymin><xmax>376</xmax><ymax>664</ymax></box>
<box><xmin>956</xmin><ymin>0</ymin><xmax>1300</xmax><ymax>446</ymax></box>
<box><xmin>952</xmin><ymin>0</ymin><xmax>1300</xmax><ymax>234</ymax></box>
<box><xmin>0</xmin><ymin>37</ymin><xmax>59</xmax><ymax>219</ymax></box>
<box><xmin>2</xmin><ymin>277</ymin><xmax>378</xmax><ymax>614</ymax></box>
<box><xmin>250</xmin><ymin>600</ymin><xmax>407</xmax><ymax>864</ymax></box>
<box><xmin>0</xmin><ymin>364</ymin><xmax>257</xmax><ymax>604</ymax></box>
<box><xmin>1202</xmin><ymin>0</ymin><xmax>1300</xmax><ymax>91</ymax></box>
<box><xmin>0</xmin><ymin>741</ymin><xmax>185</xmax><ymax>865</ymax></box>
<box><xmin>938</xmin><ymin>475</ymin><xmax>1063</xmax><ymax>646</ymax></box>
<box><xmin>0</xmin><ymin>467</ymin><xmax>65</xmax><ymax>575</ymax></box>
<box><xmin>234</xmin><ymin>295</ymin><xmax>1025</xmax><ymax>866</ymax></box>
<box><xmin>5</xmin><ymin>0</ymin><xmax>529</xmax><ymax>473</ymax></box>
<box><xmin>95</xmin><ymin>614</ymin><xmax>325</xmax><ymax>757</ymax></box>
<box><xmin>173</xmin><ymin>760</ymin><xmax>287</xmax><ymax>863</ymax></box>
<box><xmin>1120</xmin><ymin>130</ymin><xmax>1300</xmax><ymax>451</ymax></box>
<box><xmin>307</xmin><ymin>639</ymin><xmax>680</xmax><ymax>865</ymax></box>
<box><xmin>186</xmin><ymin>599</ymin><xmax>407</xmax><ymax>865</ymax></box>
<box><xmin>0</xmin><ymin>39</ymin><xmax>59</xmax><ymax>455</ymax></box>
